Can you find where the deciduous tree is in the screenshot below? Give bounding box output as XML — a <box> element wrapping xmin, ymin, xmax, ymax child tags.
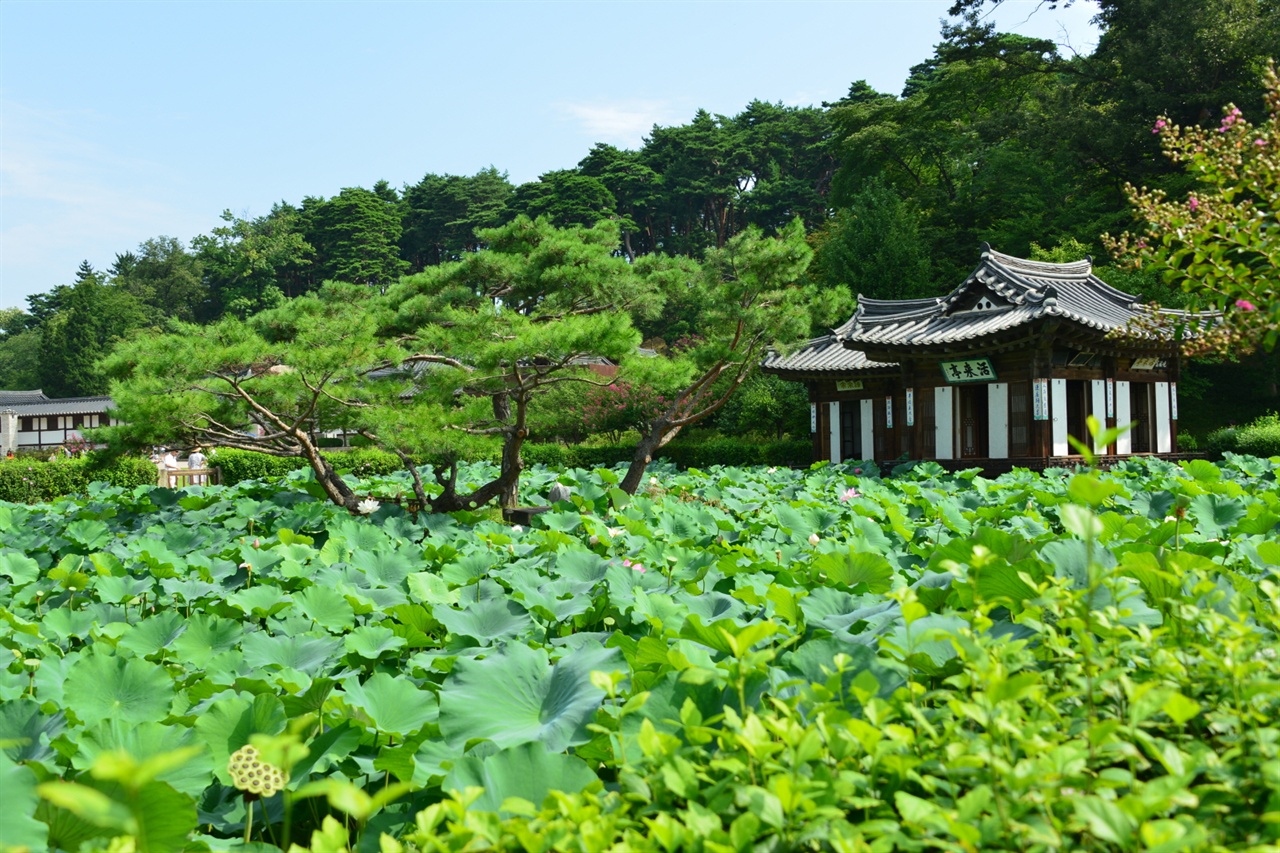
<box><xmin>1105</xmin><ymin>64</ymin><xmax>1280</xmax><ymax>354</ymax></box>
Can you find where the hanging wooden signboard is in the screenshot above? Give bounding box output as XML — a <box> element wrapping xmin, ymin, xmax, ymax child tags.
<box><xmin>940</xmin><ymin>358</ymin><xmax>996</xmax><ymax>383</ymax></box>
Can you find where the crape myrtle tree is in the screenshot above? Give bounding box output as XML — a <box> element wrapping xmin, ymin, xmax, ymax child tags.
<box><xmin>616</xmin><ymin>220</ymin><xmax>849</xmax><ymax>495</ymax></box>
<box><xmin>1105</xmin><ymin>63</ymin><xmax>1280</xmax><ymax>355</ymax></box>
<box><xmin>381</xmin><ymin>216</ymin><xmax>661</xmax><ymax>510</ymax></box>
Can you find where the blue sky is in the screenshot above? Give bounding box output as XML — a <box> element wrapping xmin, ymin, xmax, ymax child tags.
<box><xmin>0</xmin><ymin>0</ymin><xmax>1101</xmax><ymax>311</ymax></box>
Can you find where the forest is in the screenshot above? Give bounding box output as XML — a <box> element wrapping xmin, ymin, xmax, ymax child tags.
<box><xmin>2</xmin><ymin>0</ymin><xmax>1278</xmax><ymax>437</ymax></box>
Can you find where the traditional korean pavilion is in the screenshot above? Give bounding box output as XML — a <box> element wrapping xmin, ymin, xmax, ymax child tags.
<box><xmin>763</xmin><ymin>246</ymin><xmax>1211</xmax><ymax>472</ymax></box>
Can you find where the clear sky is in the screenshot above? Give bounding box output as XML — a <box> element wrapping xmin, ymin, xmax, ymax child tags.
<box><xmin>0</xmin><ymin>0</ymin><xmax>1100</xmax><ymax>311</ymax></box>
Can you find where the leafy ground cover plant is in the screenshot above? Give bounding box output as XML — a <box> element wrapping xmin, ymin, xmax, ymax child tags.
<box><xmin>1</xmin><ymin>455</ymin><xmax>1279</xmax><ymax>851</ymax></box>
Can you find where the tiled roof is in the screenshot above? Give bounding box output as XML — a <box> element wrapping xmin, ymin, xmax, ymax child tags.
<box><xmin>841</xmin><ymin>246</ymin><xmax>1214</xmax><ymax>351</ymax></box>
<box><xmin>0</xmin><ymin>390</ymin><xmax>49</xmax><ymax>406</ymax></box>
<box><xmin>5</xmin><ymin>396</ymin><xmax>113</xmax><ymax>416</ymax></box>
<box><xmin>763</xmin><ymin>319</ymin><xmax>899</xmax><ymax>374</ymax></box>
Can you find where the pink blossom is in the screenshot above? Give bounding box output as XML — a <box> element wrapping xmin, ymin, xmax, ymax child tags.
<box><xmin>1256</xmin><ymin>139</ymin><xmax>1268</xmax><ymax>146</ymax></box>
<box><xmin>840</xmin><ymin>487</ymin><xmax>860</xmax><ymax>502</ymax></box>
<box><xmin>1236</xmin><ymin>299</ymin><xmax>1258</xmax><ymax>312</ymax></box>
<box><xmin>1188</xmin><ymin>197</ymin><xmax>1199</xmax><ymax>212</ymax></box>
<box><xmin>1152</xmin><ymin>119</ymin><xmax>1167</xmax><ymax>134</ymax></box>
<box><xmin>853</xmin><ymin>467</ymin><xmax>863</xmax><ymax>475</ymax></box>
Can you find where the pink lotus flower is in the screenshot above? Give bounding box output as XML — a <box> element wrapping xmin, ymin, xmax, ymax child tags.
<box><xmin>853</xmin><ymin>467</ymin><xmax>863</xmax><ymax>475</ymax></box>
<box><xmin>622</xmin><ymin>559</ymin><xmax>646</xmax><ymax>573</ymax></box>
<box><xmin>840</xmin><ymin>487</ymin><xmax>860</xmax><ymax>502</ymax></box>
<box><xmin>1236</xmin><ymin>299</ymin><xmax>1258</xmax><ymax>312</ymax></box>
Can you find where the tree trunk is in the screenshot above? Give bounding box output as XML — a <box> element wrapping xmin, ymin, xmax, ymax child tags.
<box><xmin>299</xmin><ymin>435</ymin><xmax>358</xmax><ymax>511</ymax></box>
<box><xmin>620</xmin><ymin>419</ymin><xmax>682</xmax><ymax>494</ymax></box>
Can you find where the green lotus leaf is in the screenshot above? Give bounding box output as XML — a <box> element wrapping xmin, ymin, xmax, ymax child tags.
<box><xmin>193</xmin><ymin>693</ymin><xmax>287</xmax><ymax>784</ymax></box>
<box><xmin>73</xmin><ymin>720</ymin><xmax>213</xmax><ymax>799</ymax></box>
<box><xmin>170</xmin><ymin>614</ymin><xmax>243</xmax><ymax>668</ymax></box>
<box><xmin>435</xmin><ymin>598</ymin><xmax>532</xmax><ymax>644</ymax></box>
<box><xmin>118</xmin><ymin>612</ymin><xmax>189</xmax><ymax>659</ymax></box>
<box><xmin>295</xmin><ymin>584</ymin><xmax>357</xmax><ymax>632</ymax></box>
<box><xmin>226</xmin><ymin>585</ymin><xmax>292</xmax><ymax>618</ymax></box>
<box><xmin>351</xmin><ymin>548</ymin><xmax>414</xmax><ymax>588</ymax></box>
<box><xmin>438</xmin><ymin>641</ymin><xmax>619</xmax><ymax>751</ymax></box>
<box><xmin>0</xmin><ymin>698</ymin><xmax>65</xmax><ymax>765</ymax></box>
<box><xmin>342</xmin><ymin>671</ymin><xmax>437</xmax><ymax>737</ymax></box>
<box><xmin>443</xmin><ymin>740</ymin><xmax>597</xmax><ymax>814</ymax></box>
<box><xmin>1189</xmin><ymin>493</ymin><xmax>1247</xmax><ymax>539</ymax></box>
<box><xmin>64</xmin><ymin>519</ymin><xmax>112</xmax><ymax>551</ymax></box>
<box><xmin>0</xmin><ymin>551</ymin><xmax>41</xmax><ymax>586</ymax></box>
<box><xmin>0</xmin><ymin>752</ymin><xmax>48</xmax><ymax>849</ymax></box>
<box><xmin>240</xmin><ymin>631</ymin><xmax>343</xmax><ymax>676</ymax></box>
<box><xmin>64</xmin><ymin>648</ymin><xmax>174</xmax><ymax>727</ymax></box>
<box><xmin>344</xmin><ymin>624</ymin><xmax>408</xmax><ymax>659</ymax></box>
<box><xmin>811</xmin><ymin>550</ymin><xmax>894</xmax><ymax>594</ymax></box>
<box><xmin>95</xmin><ymin>574</ymin><xmax>154</xmax><ymax>604</ymax></box>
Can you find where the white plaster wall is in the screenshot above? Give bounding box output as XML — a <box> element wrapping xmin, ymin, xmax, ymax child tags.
<box><xmin>988</xmin><ymin>383</ymin><xmax>1008</xmax><ymax>459</ymax></box>
<box><xmin>1155</xmin><ymin>382</ymin><xmax>1172</xmax><ymax>453</ymax></box>
<box><xmin>1051</xmin><ymin>378</ymin><xmax>1069</xmax><ymax>456</ymax></box>
<box><xmin>828</xmin><ymin>402</ymin><xmax>841</xmax><ymax>464</ymax></box>
<box><xmin>935</xmin><ymin>386</ymin><xmax>954</xmax><ymax>460</ymax></box>
<box><xmin>1090</xmin><ymin>380</ymin><xmax>1107</xmax><ymax>453</ymax></box>
<box><xmin>1115</xmin><ymin>381</ymin><xmax>1132</xmax><ymax>454</ymax></box>
<box><xmin>860</xmin><ymin>399</ymin><xmax>874</xmax><ymax>461</ymax></box>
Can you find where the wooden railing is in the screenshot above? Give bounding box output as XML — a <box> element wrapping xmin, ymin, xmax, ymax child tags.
<box><xmin>159</xmin><ymin>467</ymin><xmax>222</xmax><ymax>488</ymax></box>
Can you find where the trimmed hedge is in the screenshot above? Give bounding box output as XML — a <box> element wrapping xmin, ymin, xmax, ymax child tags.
<box><xmin>498</xmin><ymin>438</ymin><xmax>811</xmax><ymax>471</ymax></box>
<box><xmin>0</xmin><ymin>456</ymin><xmax>158</xmax><ymax>504</ymax></box>
<box><xmin>212</xmin><ymin>439</ymin><xmax>813</xmax><ymax>487</ymax></box>
<box><xmin>212</xmin><ymin>447</ymin><xmax>404</xmax><ymax>486</ymax></box>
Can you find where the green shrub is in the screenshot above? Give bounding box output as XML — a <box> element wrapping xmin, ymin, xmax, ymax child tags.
<box><xmin>210</xmin><ymin>449</ymin><xmax>307</xmax><ymax>485</ymax></box>
<box><xmin>0</xmin><ymin>454</ymin><xmax>157</xmax><ymax>503</ymax></box>
<box><xmin>1235</xmin><ymin>412</ymin><xmax>1280</xmax><ymax>457</ymax></box>
<box><xmin>213</xmin><ymin>447</ymin><xmax>407</xmax><ymax>486</ymax></box>
<box><xmin>522</xmin><ymin>437</ymin><xmax>811</xmax><ymax>471</ymax></box>
<box><xmin>1205</xmin><ymin>425</ymin><xmax>1240</xmax><ymax>456</ymax></box>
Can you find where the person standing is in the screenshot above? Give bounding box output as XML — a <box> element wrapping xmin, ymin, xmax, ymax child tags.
<box><xmin>187</xmin><ymin>447</ymin><xmax>208</xmax><ymax>484</ymax></box>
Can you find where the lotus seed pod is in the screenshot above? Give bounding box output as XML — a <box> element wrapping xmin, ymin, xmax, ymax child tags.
<box><xmin>228</xmin><ymin>744</ymin><xmax>288</xmax><ymax>797</ymax></box>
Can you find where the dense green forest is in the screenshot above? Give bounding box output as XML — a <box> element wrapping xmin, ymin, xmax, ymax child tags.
<box><xmin>2</xmin><ymin>1</ymin><xmax>1278</xmax><ymax>433</ymax></box>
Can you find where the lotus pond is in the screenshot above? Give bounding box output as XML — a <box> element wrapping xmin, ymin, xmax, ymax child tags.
<box><xmin>2</xmin><ymin>456</ymin><xmax>1279</xmax><ymax>852</ymax></box>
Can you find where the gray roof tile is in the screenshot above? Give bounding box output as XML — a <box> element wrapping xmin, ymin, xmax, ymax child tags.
<box><xmin>6</xmin><ymin>396</ymin><xmax>114</xmax><ymax>416</ymax></box>
<box><xmin>0</xmin><ymin>390</ymin><xmax>49</xmax><ymax>406</ymax></box>
<box><xmin>842</xmin><ymin>246</ymin><xmax>1214</xmax><ymax>350</ymax></box>
<box><xmin>763</xmin><ymin>319</ymin><xmax>898</xmax><ymax>374</ymax></box>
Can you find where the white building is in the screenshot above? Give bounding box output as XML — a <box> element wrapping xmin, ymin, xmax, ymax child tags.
<box><xmin>0</xmin><ymin>391</ymin><xmax>116</xmax><ymax>454</ymax></box>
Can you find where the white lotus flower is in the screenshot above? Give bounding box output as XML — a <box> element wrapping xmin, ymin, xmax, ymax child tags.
<box><xmin>808</xmin><ymin>533</ymin><xmax>820</xmax><ymax>546</ymax></box>
<box><xmin>356</xmin><ymin>498</ymin><xmax>380</xmax><ymax>515</ymax></box>
<box><xmin>511</xmin><ymin>524</ymin><xmax>523</xmax><ymax>533</ymax></box>
<box><xmin>607</xmin><ymin>526</ymin><xmax>624</xmax><ymax>538</ymax></box>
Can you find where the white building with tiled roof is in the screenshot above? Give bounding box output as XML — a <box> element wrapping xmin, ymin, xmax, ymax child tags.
<box><xmin>0</xmin><ymin>391</ymin><xmax>116</xmax><ymax>454</ymax></box>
